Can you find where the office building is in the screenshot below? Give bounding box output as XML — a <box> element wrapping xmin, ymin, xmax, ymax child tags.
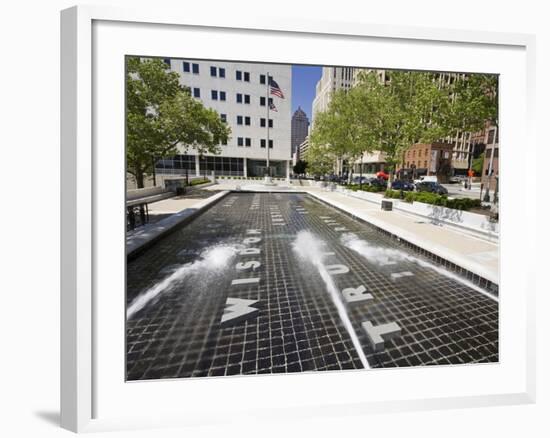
<box><xmin>156</xmin><ymin>59</ymin><xmax>292</xmax><ymax>178</ymax></box>
<box><xmin>291</xmin><ymin>107</ymin><xmax>309</xmax><ymax>157</ymax></box>
<box><xmin>311</xmin><ymin>66</ymin><xmax>355</xmax><ymax>126</ymax></box>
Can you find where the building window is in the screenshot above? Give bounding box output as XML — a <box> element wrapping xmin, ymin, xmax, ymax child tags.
<box><xmin>244</xmin><ymin>72</ymin><xmax>250</xmax><ymax>82</ymax></box>
<box><xmin>245</xmin><ymin>116</ymin><xmax>250</xmax><ymax>126</ymax></box>
<box><xmin>237</xmin><ymin>137</ymin><xmax>244</xmax><ymax>147</ymax></box>
<box><xmin>418</xmin><ymin>150</ymin><xmax>422</xmax><ymax>157</ymax></box>
<box><xmin>220</xmin><ymin>114</ymin><xmax>227</xmax><ymax>123</ymax></box>
<box><xmin>236</xmin><ymin>93</ymin><xmax>242</xmax><ymax>103</ymax></box>
<box><xmin>210</xmin><ymin>66</ymin><xmax>217</xmax><ymax>77</ymax></box>
<box><xmin>245</xmin><ymin>138</ymin><xmax>251</xmax><ymax>147</ymax></box>
<box><xmin>211</xmin><ymin>90</ymin><xmax>218</xmax><ymax>100</ymax></box>
<box><xmin>237</xmin><ymin>115</ymin><xmax>243</xmax><ymax>125</ymax></box>
<box><xmin>261</xmin><ymin>139</ymin><xmax>273</xmax><ymax>148</ymax></box>
<box><xmin>487</xmin><ymin>129</ymin><xmax>496</xmax><ymax>144</ymax></box>
<box><xmin>259</xmin><ymin>74</ymin><xmax>272</xmax><ymax>84</ymax></box>
<box><xmin>183</xmin><ymin>62</ymin><xmax>190</xmax><ymax>72</ymax></box>
<box><xmin>260</xmin><ymin>118</ymin><xmax>273</xmax><ymax>128</ymax></box>
<box><xmin>244</xmin><ymin>94</ymin><xmax>250</xmax><ymax>104</ymax></box>
<box><xmin>424</xmin><ymin>160</ymin><xmax>428</xmax><ymax>168</ymax></box>
<box><xmin>220</xmin><ymin>91</ymin><xmax>226</xmax><ymax>101</ymax></box>
<box><xmin>163</xmin><ymin>58</ymin><xmax>171</xmax><ymax>67</ymax></box>
<box><xmin>193</xmin><ymin>88</ymin><xmax>200</xmax><ymax>98</ymax></box>
<box><xmin>192</xmin><ymin>63</ymin><xmax>199</xmax><ymax>74</ymax></box>
<box><xmin>260</xmin><ymin>97</ymin><xmax>273</xmax><ymax>106</ymax></box>
<box><xmin>236</xmin><ymin>71</ymin><xmax>242</xmax><ymax>80</ymax></box>
<box><xmin>219</xmin><ymin>68</ymin><xmax>225</xmax><ymax>78</ymax></box>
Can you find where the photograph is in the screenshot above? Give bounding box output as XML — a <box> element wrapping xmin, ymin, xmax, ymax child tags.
<box><xmin>125</xmin><ymin>56</ymin><xmax>499</xmax><ymax>381</ymax></box>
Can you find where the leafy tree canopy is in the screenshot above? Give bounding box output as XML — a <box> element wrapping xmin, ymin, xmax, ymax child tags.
<box><xmin>304</xmin><ymin>143</ymin><xmax>336</xmax><ymax>176</ymax></box>
<box><xmin>293</xmin><ymin>160</ymin><xmax>308</xmax><ymax>175</ymax></box>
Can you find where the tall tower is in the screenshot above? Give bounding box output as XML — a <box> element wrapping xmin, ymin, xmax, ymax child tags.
<box><xmin>291</xmin><ymin>106</ymin><xmax>309</xmax><ymax>157</ymax></box>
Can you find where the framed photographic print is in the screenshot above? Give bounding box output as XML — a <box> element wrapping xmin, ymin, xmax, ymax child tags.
<box><xmin>61</xmin><ymin>4</ymin><xmax>536</xmax><ymax>433</ymax></box>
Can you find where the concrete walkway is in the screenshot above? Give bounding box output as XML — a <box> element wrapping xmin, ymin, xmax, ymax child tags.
<box><xmin>126</xmin><ymin>191</ymin><xmax>229</xmax><ymax>258</ymax></box>
<box><xmin>147</xmin><ymin>196</ymin><xmax>214</xmax><ymax>215</ymax></box>
<box><xmin>303</xmin><ymin>186</ymin><xmax>499</xmax><ymax>285</ymax></box>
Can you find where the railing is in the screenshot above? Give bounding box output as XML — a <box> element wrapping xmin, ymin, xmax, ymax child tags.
<box><xmin>126</xmin><ymin>203</ymin><xmax>149</xmax><ymax>231</ymax></box>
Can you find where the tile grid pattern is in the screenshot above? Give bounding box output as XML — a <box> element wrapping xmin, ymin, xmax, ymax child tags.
<box><xmin>126</xmin><ymin>193</ymin><xmax>498</xmax><ymax>380</ymax></box>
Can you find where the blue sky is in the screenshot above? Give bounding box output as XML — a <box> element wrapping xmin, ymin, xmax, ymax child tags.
<box><xmin>291</xmin><ymin>65</ymin><xmax>322</xmax><ymax>121</ymax></box>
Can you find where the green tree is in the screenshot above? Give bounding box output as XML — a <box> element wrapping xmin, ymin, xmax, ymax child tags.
<box><xmin>293</xmin><ymin>160</ymin><xmax>308</xmax><ymax>175</ymax></box>
<box><xmin>354</xmin><ymin>70</ymin><xmax>450</xmax><ymax>187</ymax></box>
<box><xmin>472</xmin><ymin>156</ymin><xmax>484</xmax><ymax>176</ymax></box>
<box><xmin>126</xmin><ymin>57</ymin><xmax>230</xmax><ymax>188</ymax></box>
<box><xmin>309</xmin><ymin>86</ymin><xmax>377</xmax><ymax>182</ymax></box>
<box><xmin>304</xmin><ymin>143</ymin><xmax>335</xmax><ymax>177</ymax></box>
<box><xmin>446</xmin><ymin>74</ymin><xmax>498</xmax><ymax>134</ymax></box>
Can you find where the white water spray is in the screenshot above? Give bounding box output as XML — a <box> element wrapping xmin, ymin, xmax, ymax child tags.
<box><xmin>127</xmin><ymin>244</ymin><xmax>241</xmax><ymax>319</ymax></box>
<box><xmin>292</xmin><ymin>231</ymin><xmax>370</xmax><ymax>369</ymax></box>
<box><xmin>340</xmin><ymin>233</ymin><xmax>497</xmax><ymax>302</ymax></box>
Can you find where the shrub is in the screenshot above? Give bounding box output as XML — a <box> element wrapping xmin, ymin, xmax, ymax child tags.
<box><xmin>401</xmin><ymin>191</ymin><xmax>481</xmax><ymax>211</ymax></box>
<box><xmin>384</xmin><ymin>189</ymin><xmax>402</xmax><ymax>199</ymax></box>
<box><xmin>189</xmin><ymin>178</ymin><xmax>209</xmax><ymax>186</ymax></box>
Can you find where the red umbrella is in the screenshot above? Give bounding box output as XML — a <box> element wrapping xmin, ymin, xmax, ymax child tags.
<box><xmin>376</xmin><ymin>171</ymin><xmax>389</xmax><ymax>180</ymax></box>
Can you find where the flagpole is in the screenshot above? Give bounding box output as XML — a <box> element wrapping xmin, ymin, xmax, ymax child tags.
<box><xmin>266</xmin><ymin>71</ymin><xmax>270</xmax><ymax>178</ymax></box>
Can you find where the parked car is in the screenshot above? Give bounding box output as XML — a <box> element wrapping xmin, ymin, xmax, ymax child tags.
<box><xmin>413</xmin><ymin>175</ymin><xmax>438</xmax><ymax>185</ymax></box>
<box><xmin>391</xmin><ymin>180</ymin><xmax>415</xmax><ymax>191</ymax></box>
<box><xmin>352</xmin><ymin>175</ymin><xmax>369</xmax><ymax>185</ymax></box>
<box><xmin>416</xmin><ymin>181</ymin><xmax>448</xmax><ymax>195</ymax></box>
<box><xmin>449</xmin><ymin>175</ymin><xmax>466</xmax><ymax>184</ymax></box>
<box><xmin>368</xmin><ymin>177</ymin><xmax>388</xmax><ymax>189</ymax></box>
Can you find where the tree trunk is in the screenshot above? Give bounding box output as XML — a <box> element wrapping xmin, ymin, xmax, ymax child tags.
<box><xmin>136</xmin><ymin>170</ymin><xmax>145</xmax><ymax>189</ymax></box>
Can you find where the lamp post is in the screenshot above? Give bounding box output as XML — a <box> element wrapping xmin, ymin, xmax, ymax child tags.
<box><xmin>484</xmin><ymin>126</ymin><xmax>497</xmax><ymax>203</ymax></box>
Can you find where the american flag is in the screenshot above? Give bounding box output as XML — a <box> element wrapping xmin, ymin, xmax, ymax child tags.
<box><xmin>269</xmin><ymin>78</ymin><xmax>284</xmax><ymax>98</ymax></box>
<box><xmin>269</xmin><ymin>102</ymin><xmax>278</xmax><ymax>112</ymax></box>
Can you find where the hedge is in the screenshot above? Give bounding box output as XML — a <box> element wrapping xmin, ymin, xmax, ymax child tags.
<box><xmin>344</xmin><ymin>183</ymin><xmax>386</xmax><ymax>193</ymax></box>
<box><xmin>385</xmin><ymin>190</ymin><xmax>481</xmax><ymax>210</ymax></box>
<box><xmin>189</xmin><ymin>178</ymin><xmax>209</xmax><ymax>186</ymax></box>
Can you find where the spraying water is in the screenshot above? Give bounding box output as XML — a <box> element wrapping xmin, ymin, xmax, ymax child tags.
<box><xmin>127</xmin><ymin>244</ymin><xmax>241</xmax><ymax>319</ymax></box>
<box><xmin>340</xmin><ymin>233</ymin><xmax>497</xmax><ymax>302</ymax></box>
<box><xmin>292</xmin><ymin>230</ymin><xmax>370</xmax><ymax>369</ymax></box>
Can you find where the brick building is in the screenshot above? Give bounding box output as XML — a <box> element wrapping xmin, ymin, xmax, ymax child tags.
<box><xmin>399</xmin><ymin>142</ymin><xmax>454</xmax><ymax>182</ymax></box>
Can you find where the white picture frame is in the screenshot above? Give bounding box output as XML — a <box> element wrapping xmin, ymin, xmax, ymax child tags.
<box><xmin>60</xmin><ymin>5</ymin><xmax>536</xmax><ymax>433</ymax></box>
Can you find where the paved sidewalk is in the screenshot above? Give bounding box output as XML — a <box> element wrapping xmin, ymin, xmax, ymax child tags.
<box><xmin>147</xmin><ymin>191</ymin><xmax>218</xmax><ymax>216</ymax></box>
<box><xmin>126</xmin><ymin>191</ymin><xmax>229</xmax><ymax>257</ymax></box>
<box><xmin>302</xmin><ymin>187</ymin><xmax>499</xmax><ymax>284</ymax></box>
